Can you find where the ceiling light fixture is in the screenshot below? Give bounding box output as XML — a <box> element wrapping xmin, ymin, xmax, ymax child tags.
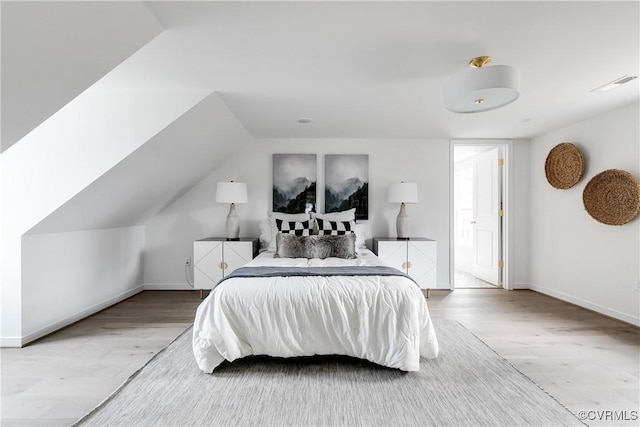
<box><xmin>591</xmin><ymin>75</ymin><xmax>638</xmax><ymax>92</ymax></box>
<box><xmin>443</xmin><ymin>56</ymin><xmax>520</xmax><ymax>113</ymax></box>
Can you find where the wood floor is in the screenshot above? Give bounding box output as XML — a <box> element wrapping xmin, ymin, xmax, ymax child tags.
<box><xmin>1</xmin><ymin>289</ymin><xmax>638</xmax><ymax>427</ymax></box>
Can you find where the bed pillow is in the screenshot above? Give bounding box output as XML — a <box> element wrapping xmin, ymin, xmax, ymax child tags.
<box><xmin>312</xmin><ymin>208</ymin><xmax>356</xmax><ymax>221</ymax></box>
<box><xmin>274</xmin><ymin>233</ymin><xmax>356</xmax><ymax>259</ymax></box>
<box><xmin>316</xmin><ymin>218</ymin><xmax>356</xmax><ymax>236</ymax></box>
<box><xmin>309</xmin><ymin>234</ymin><xmax>356</xmax><ymax>259</ymax></box>
<box><xmin>354</xmin><ymin>222</ymin><xmax>366</xmax><ymax>250</ymax></box>
<box><xmin>274</xmin><ymin>233</ymin><xmax>309</xmax><ymax>258</ymax></box>
<box><xmin>258</xmin><ymin>219</ymin><xmax>272</xmax><ymax>252</ymax></box>
<box><xmin>275</xmin><ymin>219</ymin><xmax>313</xmax><ymax>236</ymax></box>
<box><xmin>266</xmin><ymin>212</ymin><xmax>310</xmax><ymax>252</ymax></box>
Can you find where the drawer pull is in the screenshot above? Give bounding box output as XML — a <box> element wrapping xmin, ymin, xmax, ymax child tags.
<box><xmin>402</xmin><ymin>261</ymin><xmax>413</xmax><ymax>269</ymax></box>
<box><xmin>218</xmin><ymin>262</ymin><xmax>228</xmax><ymax>270</ymax></box>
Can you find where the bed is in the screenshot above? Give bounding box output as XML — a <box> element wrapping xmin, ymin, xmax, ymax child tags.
<box><xmin>192</xmin><ymin>212</ymin><xmax>439</xmax><ymax>373</ymax></box>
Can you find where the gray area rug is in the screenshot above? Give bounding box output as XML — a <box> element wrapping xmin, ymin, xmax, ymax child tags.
<box><xmin>75</xmin><ymin>320</ymin><xmax>584</xmax><ymax>427</ymax></box>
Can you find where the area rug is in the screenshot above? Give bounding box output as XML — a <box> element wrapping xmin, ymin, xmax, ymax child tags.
<box><xmin>74</xmin><ymin>320</ymin><xmax>584</xmax><ymax>426</ymax></box>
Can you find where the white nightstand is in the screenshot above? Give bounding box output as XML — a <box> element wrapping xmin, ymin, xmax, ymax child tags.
<box><xmin>372</xmin><ymin>237</ymin><xmax>437</xmax><ymax>296</ymax></box>
<box><xmin>193</xmin><ymin>238</ymin><xmax>259</xmax><ymax>298</ymax></box>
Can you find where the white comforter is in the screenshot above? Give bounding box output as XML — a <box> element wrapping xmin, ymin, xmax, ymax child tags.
<box><xmin>192</xmin><ymin>249</ymin><xmax>439</xmax><ymax>373</ymax></box>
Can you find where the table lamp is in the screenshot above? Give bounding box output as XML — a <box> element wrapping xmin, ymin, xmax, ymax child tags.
<box><xmin>387</xmin><ymin>182</ymin><xmax>418</xmax><ymax>239</ymax></box>
<box><xmin>216</xmin><ymin>181</ymin><xmax>248</xmax><ymax>240</ymax></box>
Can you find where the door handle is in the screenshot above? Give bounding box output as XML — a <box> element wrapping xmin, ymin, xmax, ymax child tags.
<box><xmin>470</xmin><ymin>220</ymin><xmax>477</xmax><ymax>224</ymax></box>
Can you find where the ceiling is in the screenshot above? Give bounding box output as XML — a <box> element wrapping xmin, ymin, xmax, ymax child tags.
<box><xmin>2</xmin><ymin>1</ymin><xmax>639</xmax><ymax>148</ymax></box>
<box><xmin>143</xmin><ymin>1</ymin><xmax>639</xmax><ymax>140</ymax></box>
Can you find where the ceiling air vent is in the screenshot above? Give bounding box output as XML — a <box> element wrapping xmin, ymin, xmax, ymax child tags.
<box><xmin>591</xmin><ymin>75</ymin><xmax>638</xmax><ymax>92</ymax></box>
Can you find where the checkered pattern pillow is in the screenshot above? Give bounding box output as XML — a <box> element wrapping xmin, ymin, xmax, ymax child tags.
<box><xmin>275</xmin><ymin>219</ymin><xmax>312</xmax><ymax>236</ymax></box>
<box><xmin>316</xmin><ymin>218</ymin><xmax>356</xmax><ymax>236</ymax></box>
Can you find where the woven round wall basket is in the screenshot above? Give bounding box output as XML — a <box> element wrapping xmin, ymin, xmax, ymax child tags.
<box><xmin>582</xmin><ymin>169</ymin><xmax>640</xmax><ymax>225</ymax></box>
<box><xmin>544</xmin><ymin>142</ymin><xmax>584</xmax><ymax>189</ymax></box>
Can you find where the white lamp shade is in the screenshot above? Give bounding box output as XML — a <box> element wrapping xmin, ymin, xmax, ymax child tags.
<box><xmin>387</xmin><ymin>182</ymin><xmax>419</xmax><ymax>204</ymax></box>
<box><xmin>216</xmin><ymin>182</ymin><xmax>248</xmax><ymax>204</ymax></box>
<box><xmin>444</xmin><ymin>65</ymin><xmax>520</xmax><ymax>113</ymax></box>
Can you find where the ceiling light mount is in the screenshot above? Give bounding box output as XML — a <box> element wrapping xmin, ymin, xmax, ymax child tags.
<box><xmin>469</xmin><ymin>55</ymin><xmax>492</xmax><ymax>68</ymax></box>
<box><xmin>444</xmin><ymin>55</ymin><xmax>520</xmax><ymax>114</ymax></box>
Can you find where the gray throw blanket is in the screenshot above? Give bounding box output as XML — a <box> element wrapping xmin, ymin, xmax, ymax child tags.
<box><xmin>217</xmin><ymin>266</ymin><xmax>419</xmax><ymax>288</ymax></box>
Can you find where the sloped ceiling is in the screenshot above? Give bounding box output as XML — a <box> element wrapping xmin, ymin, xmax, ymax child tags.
<box><xmin>28</xmin><ymin>93</ymin><xmax>252</xmax><ymax>234</ymax></box>
<box><xmin>1</xmin><ymin>1</ymin><xmax>163</xmax><ymax>151</ymax></box>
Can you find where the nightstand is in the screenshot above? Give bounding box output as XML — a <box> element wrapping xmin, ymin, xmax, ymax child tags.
<box><xmin>372</xmin><ymin>237</ymin><xmax>437</xmax><ymax>296</ymax></box>
<box><xmin>193</xmin><ymin>238</ymin><xmax>259</xmax><ymax>298</ymax></box>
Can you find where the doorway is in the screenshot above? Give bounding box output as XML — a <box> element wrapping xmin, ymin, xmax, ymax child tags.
<box><xmin>452</xmin><ymin>143</ymin><xmax>506</xmax><ymax>289</ymax></box>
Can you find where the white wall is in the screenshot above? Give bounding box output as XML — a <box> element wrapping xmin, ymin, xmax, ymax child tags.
<box><xmin>529</xmin><ymin>102</ymin><xmax>640</xmax><ymax>325</ymax></box>
<box><xmin>512</xmin><ymin>139</ymin><xmax>531</xmax><ymax>288</ymax></box>
<box><xmin>21</xmin><ymin>226</ymin><xmax>145</xmax><ymax>342</ymax></box>
<box><xmin>144</xmin><ymin>138</ymin><xmax>452</xmax><ymax>288</ymax></box>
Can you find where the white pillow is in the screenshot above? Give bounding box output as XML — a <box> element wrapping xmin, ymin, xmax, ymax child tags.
<box><xmin>258</xmin><ymin>219</ymin><xmax>272</xmax><ymax>252</ymax></box>
<box><xmin>313</xmin><ymin>208</ymin><xmax>356</xmax><ymax>221</ymax></box>
<box><xmin>355</xmin><ymin>222</ymin><xmax>366</xmax><ymax>250</ymax></box>
<box><xmin>265</xmin><ymin>212</ymin><xmax>310</xmax><ymax>252</ymax></box>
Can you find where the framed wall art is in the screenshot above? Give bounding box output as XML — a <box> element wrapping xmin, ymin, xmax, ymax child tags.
<box><xmin>324</xmin><ymin>154</ymin><xmax>368</xmax><ymax>220</ymax></box>
<box><xmin>272</xmin><ymin>154</ymin><xmax>317</xmax><ymax>213</ymax></box>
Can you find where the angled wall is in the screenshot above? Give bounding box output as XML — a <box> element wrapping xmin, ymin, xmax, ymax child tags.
<box><xmin>17</xmin><ymin>94</ymin><xmax>253</xmax><ymax>341</ymax></box>
<box><xmin>1</xmin><ymin>14</ymin><xmax>219</xmax><ymax>344</ymax></box>
<box><xmin>1</xmin><ymin>1</ymin><xmax>163</xmax><ymax>151</ymax></box>
<box><xmin>0</xmin><ymin>83</ymin><xmax>211</xmax><ymax>344</ymax></box>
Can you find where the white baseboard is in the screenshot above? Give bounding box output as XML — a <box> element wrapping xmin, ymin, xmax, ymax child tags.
<box><xmin>511</xmin><ymin>282</ymin><xmax>530</xmax><ymax>290</ymax></box>
<box><xmin>435</xmin><ymin>282</ymin><xmax>454</xmax><ymax>290</ymax></box>
<box><xmin>143</xmin><ymin>283</ymin><xmax>195</xmax><ymax>291</ymax></box>
<box><xmin>16</xmin><ymin>285</ymin><xmax>145</xmax><ymax>347</ymax></box>
<box><xmin>0</xmin><ymin>336</ymin><xmax>24</xmax><ymax>347</ymax></box>
<box><xmin>529</xmin><ymin>283</ymin><xmax>640</xmax><ymax>327</ymax></box>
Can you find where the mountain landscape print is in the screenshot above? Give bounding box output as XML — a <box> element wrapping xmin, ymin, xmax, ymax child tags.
<box><xmin>325</xmin><ymin>154</ymin><xmax>368</xmax><ymax>220</ymax></box>
<box><xmin>273</xmin><ymin>154</ymin><xmax>316</xmax><ymax>213</ymax></box>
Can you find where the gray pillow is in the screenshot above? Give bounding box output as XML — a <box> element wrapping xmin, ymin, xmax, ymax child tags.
<box><xmin>275</xmin><ymin>233</ymin><xmax>309</xmax><ymax>258</ymax></box>
<box><xmin>274</xmin><ymin>233</ymin><xmax>356</xmax><ymax>259</ymax></box>
<box><xmin>309</xmin><ymin>234</ymin><xmax>356</xmax><ymax>259</ymax></box>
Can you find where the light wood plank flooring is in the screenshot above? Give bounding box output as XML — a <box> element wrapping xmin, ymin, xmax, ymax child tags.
<box><xmin>1</xmin><ymin>289</ymin><xmax>638</xmax><ymax>426</ymax></box>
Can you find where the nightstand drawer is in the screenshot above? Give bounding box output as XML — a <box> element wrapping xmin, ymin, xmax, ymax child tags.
<box><xmin>373</xmin><ymin>238</ymin><xmax>436</xmax><ymax>289</ymax></box>
<box><xmin>193</xmin><ymin>238</ymin><xmax>259</xmax><ymax>292</ymax></box>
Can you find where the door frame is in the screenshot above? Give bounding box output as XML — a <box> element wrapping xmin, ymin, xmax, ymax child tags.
<box><xmin>450</xmin><ymin>139</ymin><xmax>513</xmax><ymax>290</ymax></box>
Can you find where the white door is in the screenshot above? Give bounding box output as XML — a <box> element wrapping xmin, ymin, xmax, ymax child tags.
<box><xmin>472</xmin><ymin>147</ymin><xmax>501</xmax><ymax>285</ymax></box>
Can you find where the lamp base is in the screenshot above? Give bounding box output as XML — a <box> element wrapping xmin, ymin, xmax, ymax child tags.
<box><xmin>226</xmin><ymin>203</ymin><xmax>240</xmax><ymax>240</ymax></box>
<box><xmin>396</xmin><ymin>202</ymin><xmax>410</xmax><ymax>239</ymax></box>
